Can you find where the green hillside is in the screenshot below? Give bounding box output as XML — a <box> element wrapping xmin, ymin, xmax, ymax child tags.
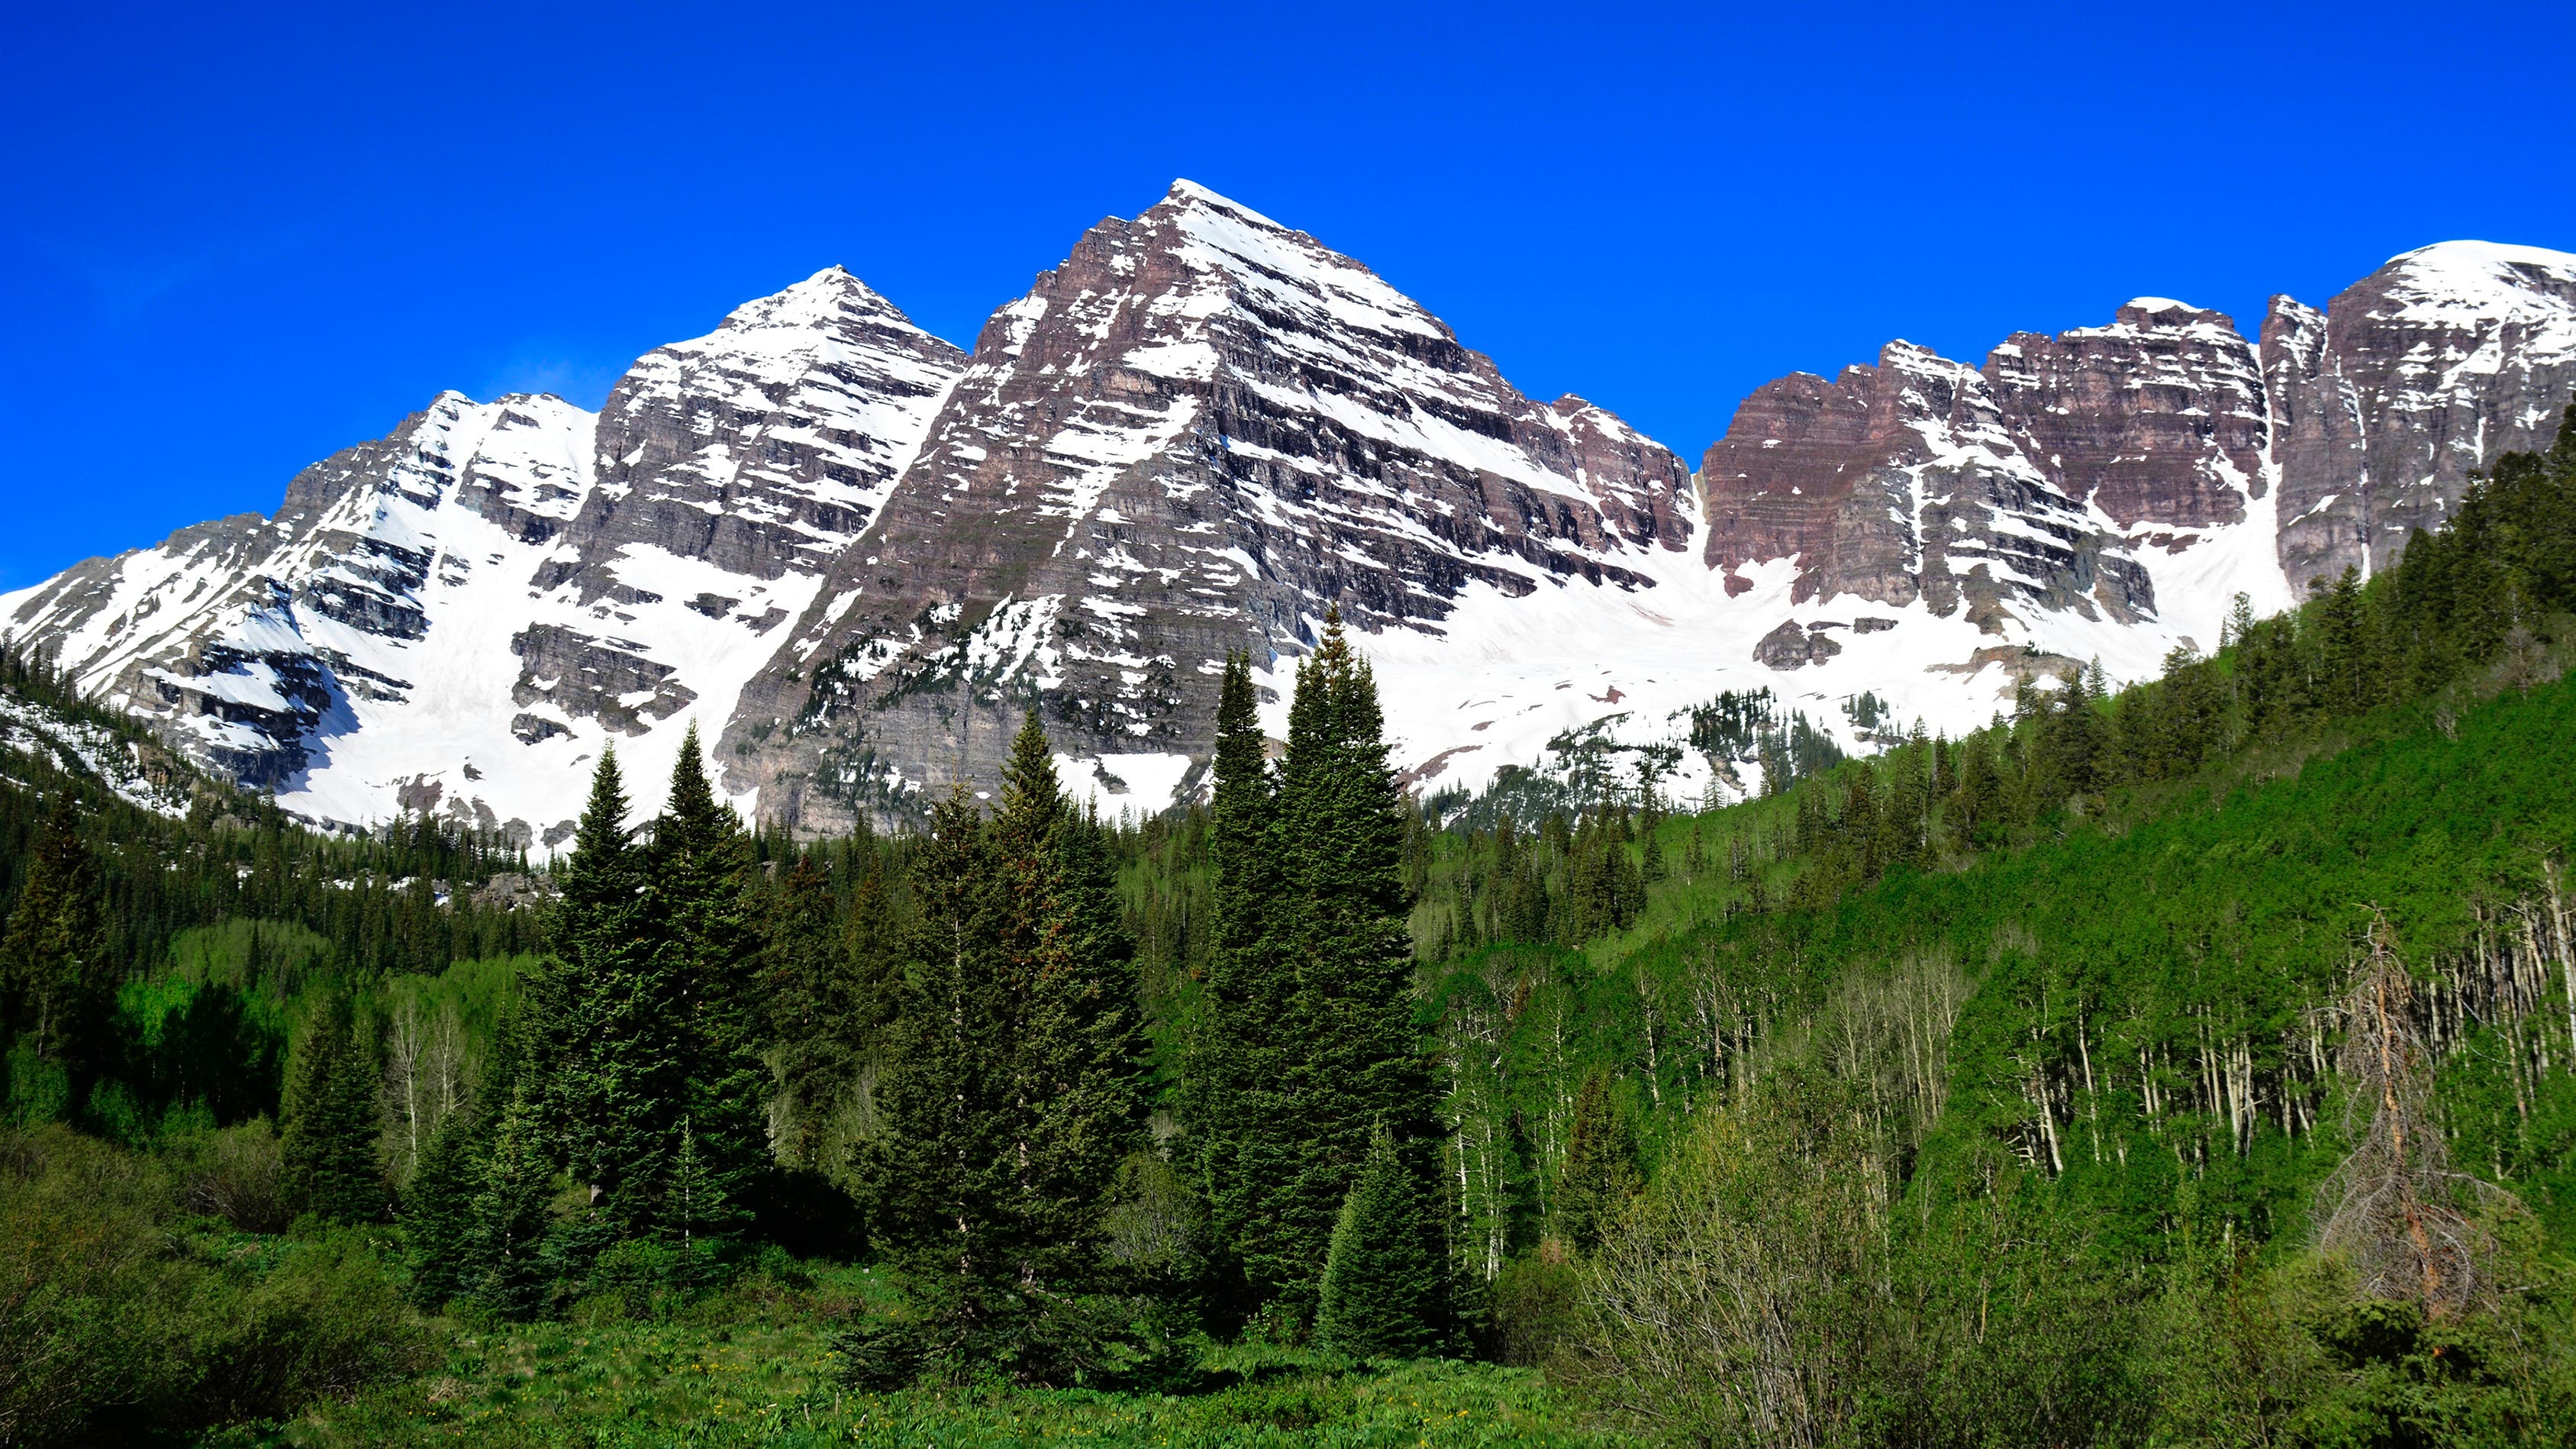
<box><xmin>10</xmin><ymin>418</ymin><xmax>2576</xmax><ymax>1445</ymax></box>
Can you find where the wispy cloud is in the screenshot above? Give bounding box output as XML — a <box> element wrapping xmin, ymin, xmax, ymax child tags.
<box><xmin>477</xmin><ymin>350</ymin><xmax>627</xmax><ymax>411</ymax></box>
<box><xmin>26</xmin><ymin>223</ymin><xmax>313</xmax><ymax>324</ymax></box>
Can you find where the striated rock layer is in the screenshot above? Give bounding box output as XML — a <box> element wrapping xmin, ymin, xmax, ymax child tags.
<box><xmin>4</xmin><ymin>190</ymin><xmax>2571</xmax><ymax>835</ymax></box>
<box><xmin>723</xmin><ymin>182</ymin><xmax>1697</xmax><ymax>832</ymax></box>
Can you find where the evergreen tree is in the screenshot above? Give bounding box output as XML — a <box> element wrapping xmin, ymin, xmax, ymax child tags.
<box><xmin>860</xmin><ymin>786</ymin><xmax>1021</xmax><ymax>1366</ymax></box>
<box><xmin>0</xmin><ymin>795</ymin><xmax>111</xmax><ymax>1098</ymax></box>
<box><xmin>650</xmin><ymin>725</ymin><xmax>769</xmax><ymax>1217</ymax></box>
<box><xmin>1272</xmin><ymin>612</ymin><xmax>1442</xmax><ymax>1325</ymax></box>
<box><xmin>995</xmin><ymin>712</ymin><xmax>1149</xmax><ymax>1305</ymax></box>
<box><xmin>1315</xmin><ymin>1128</ymin><xmax>1446</xmax><ymax>1359</ymax></box>
<box><xmin>403</xmin><ymin>1000</ymin><xmax>527</xmax><ymax>1307</ymax></box>
<box><xmin>667</xmin><ymin>1117</ymin><xmax>740</xmax><ymax>1289</ymax></box>
<box><xmin>1554</xmin><ymin>1073</ymin><xmax>1640</xmax><ymax>1252</ymax></box>
<box><xmin>1189</xmin><ymin>652</ymin><xmax>1299</xmax><ymax>1312</ymax></box>
<box><xmin>2316</xmin><ymin>564</ymin><xmax>2379</xmax><ymax>714</ymax></box>
<box><xmin>533</xmin><ymin>749</ymin><xmax>669</xmax><ymax>1224</ymax></box>
<box><xmin>766</xmin><ymin>852</ymin><xmax>860</xmax><ymax>1173</ymax></box>
<box><xmin>280</xmin><ymin>992</ymin><xmax>383</xmax><ymax>1223</ymax></box>
<box><xmin>858</xmin><ymin>720</ymin><xmax>1150</xmax><ymax>1380</ymax></box>
<box><xmin>469</xmin><ymin>1088</ymin><xmax>556</xmax><ymax>1320</ymax></box>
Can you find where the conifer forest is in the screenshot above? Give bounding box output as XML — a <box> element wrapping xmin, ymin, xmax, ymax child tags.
<box><xmin>21</xmin><ymin>418</ymin><xmax>2576</xmax><ymax>1446</ymax></box>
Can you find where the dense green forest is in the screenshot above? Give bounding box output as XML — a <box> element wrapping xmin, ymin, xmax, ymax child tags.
<box><xmin>10</xmin><ymin>415</ymin><xmax>2576</xmax><ymax>1445</ymax></box>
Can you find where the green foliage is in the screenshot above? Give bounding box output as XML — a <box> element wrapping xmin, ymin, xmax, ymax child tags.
<box><xmin>652</xmin><ymin>725</ymin><xmax>771</xmax><ymax>1216</ymax></box>
<box><xmin>859</xmin><ymin>711</ymin><xmax>1150</xmax><ymax>1383</ymax></box>
<box><xmin>279</xmin><ymin>992</ymin><xmax>383</xmax><ymax>1224</ymax></box>
<box><xmin>1551</xmin><ymin>1074</ymin><xmax>1638</xmax><ymax>1253</ymax></box>
<box><xmin>0</xmin><ymin>1124</ymin><xmax>427</xmax><ymax>1446</ymax></box>
<box><xmin>263</xmin><ymin>1298</ymin><xmax>1601</xmax><ymax>1447</ymax></box>
<box><xmin>1</xmin><ymin>795</ymin><xmax>112</xmax><ymax>1102</ymax></box>
<box><xmin>466</xmin><ymin>1087</ymin><xmax>555</xmax><ymax>1320</ymax></box>
<box><xmin>1317</xmin><ymin>1128</ymin><xmax>1447</xmax><ymax>1359</ymax></box>
<box><xmin>530</xmin><ymin>746</ymin><xmax>672</xmax><ymax>1226</ymax></box>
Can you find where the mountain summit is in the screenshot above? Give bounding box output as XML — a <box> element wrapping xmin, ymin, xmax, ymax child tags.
<box><xmin>5</xmin><ymin>192</ymin><xmax>2570</xmax><ymax>841</ymax></box>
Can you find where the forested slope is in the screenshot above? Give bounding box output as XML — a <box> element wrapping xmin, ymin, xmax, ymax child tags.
<box><xmin>8</xmin><ymin>418</ymin><xmax>2576</xmax><ymax>1445</ymax></box>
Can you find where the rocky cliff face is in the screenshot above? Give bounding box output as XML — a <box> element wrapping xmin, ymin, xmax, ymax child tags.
<box><xmin>1984</xmin><ymin>298</ymin><xmax>2271</xmax><ymax>533</ymax></box>
<box><xmin>3</xmin><ymin>195</ymin><xmax>2569</xmax><ymax>834</ymax></box>
<box><xmin>0</xmin><ymin>272</ymin><xmax>965</xmax><ymax>843</ymax></box>
<box><xmin>721</xmin><ymin>182</ymin><xmax>1696</xmax><ymax>832</ymax></box>
<box><xmin>2265</xmin><ymin>242</ymin><xmax>2576</xmax><ymax>586</ymax></box>
<box><xmin>0</xmin><ymin>393</ymin><xmax>597</xmax><ymax>802</ymax></box>
<box><xmin>1702</xmin><ymin>246</ymin><xmax>2576</xmax><ymax>654</ymax></box>
<box><xmin>1697</xmin><ymin>340</ymin><xmax>2155</xmax><ymax>635</ymax></box>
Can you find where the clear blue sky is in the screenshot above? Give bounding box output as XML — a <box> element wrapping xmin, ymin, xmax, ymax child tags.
<box><xmin>6</xmin><ymin>1</ymin><xmax>2574</xmax><ymax>590</ymax></box>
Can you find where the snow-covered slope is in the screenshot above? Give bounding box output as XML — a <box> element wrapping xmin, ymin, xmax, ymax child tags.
<box><xmin>4</xmin><ymin>195</ymin><xmax>2569</xmax><ymax>836</ymax></box>
<box><xmin>720</xmin><ymin>180</ymin><xmax>1698</xmax><ymax>831</ymax></box>
<box><xmin>2267</xmin><ymin>240</ymin><xmax>2576</xmax><ymax>585</ymax></box>
<box><xmin>0</xmin><ymin>686</ymin><xmax>195</xmax><ymax>818</ymax></box>
<box><xmin>1</xmin><ymin>272</ymin><xmax>966</xmax><ymax>844</ymax></box>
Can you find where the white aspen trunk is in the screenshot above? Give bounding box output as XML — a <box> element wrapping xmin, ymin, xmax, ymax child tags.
<box><xmin>2547</xmin><ymin>859</ymin><xmax>2576</xmax><ymax>1067</ymax></box>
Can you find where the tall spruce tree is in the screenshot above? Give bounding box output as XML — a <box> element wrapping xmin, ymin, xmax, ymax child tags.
<box><xmin>1188</xmin><ymin>651</ymin><xmax>1298</xmax><ymax>1312</ymax></box>
<box><xmin>533</xmin><ymin>748</ymin><xmax>670</xmax><ymax>1225</ymax></box>
<box><xmin>766</xmin><ymin>852</ymin><xmax>860</xmax><ymax>1173</ymax></box>
<box><xmin>469</xmin><ymin>1087</ymin><xmax>556</xmax><ymax>1319</ymax></box>
<box><xmin>862</xmin><ymin>713</ymin><xmax>1152</xmax><ymax>1380</ymax></box>
<box><xmin>281</xmin><ymin>992</ymin><xmax>384</xmax><ymax>1223</ymax></box>
<box><xmin>0</xmin><ymin>795</ymin><xmax>111</xmax><ymax>1100</ymax></box>
<box><xmin>995</xmin><ymin>712</ymin><xmax>1149</xmax><ymax>1307</ymax></box>
<box><xmin>650</xmin><ymin>725</ymin><xmax>769</xmax><ymax>1218</ymax></box>
<box><xmin>1315</xmin><ymin>1127</ymin><xmax>1446</xmax><ymax>1359</ymax></box>
<box><xmin>860</xmin><ymin>784</ymin><xmax>1021</xmax><ymax>1364</ymax></box>
<box><xmin>1210</xmin><ymin>610</ymin><xmax>1443</xmax><ymax>1333</ymax></box>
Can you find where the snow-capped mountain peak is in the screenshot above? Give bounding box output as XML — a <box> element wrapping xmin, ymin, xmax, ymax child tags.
<box><xmin>6</xmin><ymin>201</ymin><xmax>2571</xmax><ymax>839</ymax></box>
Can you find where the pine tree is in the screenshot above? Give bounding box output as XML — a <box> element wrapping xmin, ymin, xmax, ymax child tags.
<box><xmin>995</xmin><ymin>712</ymin><xmax>1149</xmax><ymax>1306</ymax></box>
<box><xmin>766</xmin><ymin>852</ymin><xmax>860</xmax><ymax>1173</ymax></box>
<box><xmin>470</xmin><ymin>1088</ymin><xmax>556</xmax><ymax>1319</ymax></box>
<box><xmin>859</xmin><ymin>785</ymin><xmax>1021</xmax><ymax>1363</ymax></box>
<box><xmin>2316</xmin><ymin>564</ymin><xmax>2373</xmax><ymax>713</ymax></box>
<box><xmin>1272</xmin><ymin>612</ymin><xmax>1442</xmax><ymax>1325</ymax></box>
<box><xmin>1188</xmin><ymin>652</ymin><xmax>1300</xmax><ymax>1312</ymax></box>
<box><xmin>651</xmin><ymin>724</ymin><xmax>769</xmax><ymax>1217</ymax></box>
<box><xmin>280</xmin><ymin>992</ymin><xmax>384</xmax><ymax>1223</ymax></box>
<box><xmin>1</xmin><ymin>795</ymin><xmax>112</xmax><ymax>1099</ymax></box>
<box><xmin>533</xmin><ymin>749</ymin><xmax>669</xmax><ymax>1224</ymax></box>
<box><xmin>1554</xmin><ymin>1073</ymin><xmax>1640</xmax><ymax>1252</ymax></box>
<box><xmin>667</xmin><ymin>1117</ymin><xmax>740</xmax><ymax>1289</ymax></box>
<box><xmin>403</xmin><ymin>1000</ymin><xmax>527</xmax><ymax>1307</ymax></box>
<box><xmin>1315</xmin><ymin>1128</ymin><xmax>1446</xmax><ymax>1359</ymax></box>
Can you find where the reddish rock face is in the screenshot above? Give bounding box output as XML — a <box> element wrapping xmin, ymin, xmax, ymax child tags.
<box><xmin>569</xmin><ymin>267</ymin><xmax>967</xmax><ymax>592</ymax></box>
<box><xmin>1698</xmin><ymin>341</ymin><xmax>2154</xmax><ymax>634</ymax></box>
<box><xmin>722</xmin><ymin>182</ymin><xmax>1695</xmax><ymax>831</ymax></box>
<box><xmin>1984</xmin><ymin>299</ymin><xmax>2270</xmax><ymax>531</ymax></box>
<box><xmin>1703</xmin><ymin>247</ymin><xmax>2576</xmax><ymax>637</ymax></box>
<box><xmin>2267</xmin><ymin>244</ymin><xmax>2576</xmax><ymax>587</ymax></box>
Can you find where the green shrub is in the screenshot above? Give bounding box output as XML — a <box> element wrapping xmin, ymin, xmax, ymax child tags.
<box><xmin>1491</xmin><ymin>1247</ymin><xmax>1583</xmax><ymax>1367</ymax></box>
<box><xmin>0</xmin><ymin>1125</ymin><xmax>428</xmax><ymax>1444</ymax></box>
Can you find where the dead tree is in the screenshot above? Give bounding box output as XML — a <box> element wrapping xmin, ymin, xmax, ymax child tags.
<box><xmin>2315</xmin><ymin>912</ymin><xmax>2506</xmax><ymax>1318</ymax></box>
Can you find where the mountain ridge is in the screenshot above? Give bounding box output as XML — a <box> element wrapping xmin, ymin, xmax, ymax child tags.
<box><xmin>5</xmin><ymin>187</ymin><xmax>2568</xmax><ymax>841</ymax></box>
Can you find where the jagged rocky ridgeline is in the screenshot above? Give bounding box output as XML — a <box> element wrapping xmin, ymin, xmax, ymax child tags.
<box><xmin>5</xmin><ymin>185</ymin><xmax>2572</xmax><ymax>841</ymax></box>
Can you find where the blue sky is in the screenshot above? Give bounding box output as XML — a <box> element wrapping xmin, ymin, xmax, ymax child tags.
<box><xmin>5</xmin><ymin>0</ymin><xmax>2574</xmax><ymax>590</ymax></box>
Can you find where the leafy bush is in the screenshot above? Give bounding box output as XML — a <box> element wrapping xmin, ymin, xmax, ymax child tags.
<box><xmin>0</xmin><ymin>1125</ymin><xmax>427</xmax><ymax>1444</ymax></box>
<box><xmin>172</xmin><ymin>1116</ymin><xmax>289</xmax><ymax>1231</ymax></box>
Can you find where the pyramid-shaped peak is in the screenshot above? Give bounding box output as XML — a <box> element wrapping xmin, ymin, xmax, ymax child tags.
<box><xmin>714</xmin><ymin>264</ymin><xmax>925</xmax><ymax>337</ymax></box>
<box><xmin>1139</xmin><ymin>180</ymin><xmax>1446</xmax><ymax>342</ymax></box>
<box><xmin>1162</xmin><ymin>178</ymin><xmax>1290</xmax><ymax>231</ymax></box>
